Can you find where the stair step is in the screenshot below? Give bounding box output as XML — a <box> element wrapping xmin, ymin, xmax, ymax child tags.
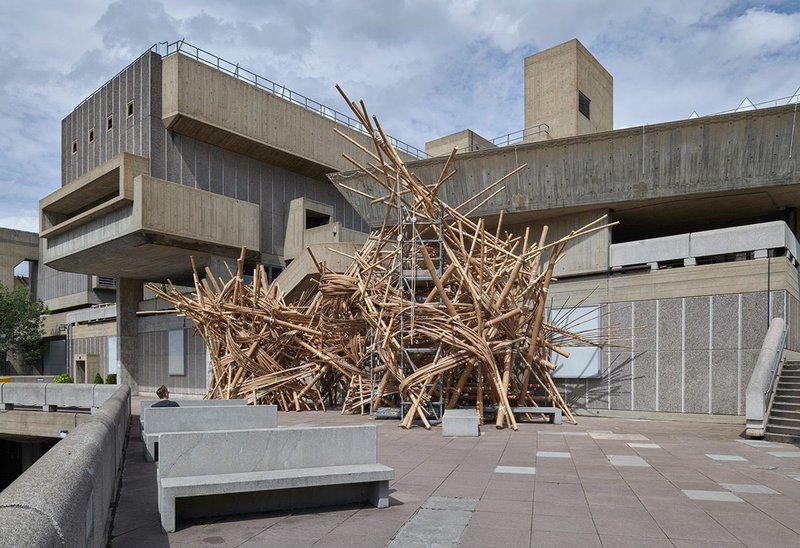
<box><xmin>764</xmin><ymin>431</ymin><xmax>800</xmax><ymax>444</ymax></box>
<box><xmin>769</xmin><ymin>416</ymin><xmax>800</xmax><ymax>427</ymax></box>
<box><xmin>770</xmin><ymin>408</ymin><xmax>800</xmax><ymax>416</ymax></box>
<box><xmin>765</xmin><ymin>424</ymin><xmax>800</xmax><ymax>436</ymax></box>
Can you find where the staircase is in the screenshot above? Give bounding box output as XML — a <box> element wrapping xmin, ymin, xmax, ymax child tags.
<box><xmin>766</xmin><ymin>360</ymin><xmax>800</xmax><ymax>444</ymax></box>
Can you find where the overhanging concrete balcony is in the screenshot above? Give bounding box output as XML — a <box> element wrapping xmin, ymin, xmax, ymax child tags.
<box><xmin>40</xmin><ymin>154</ymin><xmax>260</xmax><ymax>281</ymax></box>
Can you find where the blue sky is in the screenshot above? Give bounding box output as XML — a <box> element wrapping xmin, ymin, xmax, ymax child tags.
<box><xmin>1</xmin><ymin>0</ymin><xmax>799</xmax><ymax>233</ymax></box>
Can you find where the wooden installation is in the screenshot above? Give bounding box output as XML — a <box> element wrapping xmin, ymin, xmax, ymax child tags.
<box><xmin>147</xmin><ymin>88</ymin><xmax>616</xmax><ymax>429</ymax></box>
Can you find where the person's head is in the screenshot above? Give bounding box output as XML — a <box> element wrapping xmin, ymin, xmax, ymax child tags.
<box><xmin>156</xmin><ymin>385</ymin><xmax>169</xmax><ymax>400</ymax></box>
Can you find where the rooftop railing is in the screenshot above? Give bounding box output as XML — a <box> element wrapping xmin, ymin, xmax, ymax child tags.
<box><xmin>159</xmin><ymin>40</ymin><xmax>429</xmax><ymax>160</ymax></box>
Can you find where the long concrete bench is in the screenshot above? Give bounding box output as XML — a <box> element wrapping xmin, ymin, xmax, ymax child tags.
<box><xmin>157</xmin><ymin>425</ymin><xmax>394</xmax><ymax>532</ymax></box>
<box><xmin>142</xmin><ymin>405</ymin><xmax>277</xmax><ymax>461</ymax></box>
<box><xmin>139</xmin><ymin>398</ymin><xmax>247</xmax><ymax>439</ymax></box>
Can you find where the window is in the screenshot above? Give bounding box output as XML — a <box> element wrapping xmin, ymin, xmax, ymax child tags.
<box><xmin>107</xmin><ymin>116</ymin><xmax>113</xmax><ymax>131</ymax></box>
<box><xmin>127</xmin><ymin>101</ymin><xmax>134</xmax><ymax>117</ymax></box>
<box><xmin>88</xmin><ymin>129</ymin><xmax>94</xmax><ymax>143</ymax></box>
<box><xmin>72</xmin><ymin>141</ymin><xmax>77</xmax><ymax>154</ymax></box>
<box><xmin>168</xmin><ymin>329</ymin><xmax>185</xmax><ymax>376</ymax></box>
<box><xmin>578</xmin><ymin>91</ymin><xmax>591</xmax><ymax>120</ymax></box>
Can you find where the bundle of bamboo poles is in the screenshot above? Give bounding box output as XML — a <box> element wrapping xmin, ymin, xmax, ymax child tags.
<box><xmin>147</xmin><ymin>88</ymin><xmax>616</xmax><ymax>429</ymax></box>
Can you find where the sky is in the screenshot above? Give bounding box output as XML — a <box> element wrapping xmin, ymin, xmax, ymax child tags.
<box><xmin>1</xmin><ymin>0</ymin><xmax>799</xmax><ymax>235</ymax></box>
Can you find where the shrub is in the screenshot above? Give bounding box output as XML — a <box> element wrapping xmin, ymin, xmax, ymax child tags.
<box><xmin>93</xmin><ymin>373</ymin><xmax>104</xmax><ymax>384</ymax></box>
<box><xmin>54</xmin><ymin>373</ymin><xmax>74</xmax><ymax>383</ymax></box>
<box><xmin>106</xmin><ymin>373</ymin><xmax>117</xmax><ymax>385</ymax></box>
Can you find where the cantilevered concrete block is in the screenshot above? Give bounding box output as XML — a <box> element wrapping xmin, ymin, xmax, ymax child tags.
<box><xmin>442</xmin><ymin>409</ymin><xmax>479</xmax><ymax>437</ymax></box>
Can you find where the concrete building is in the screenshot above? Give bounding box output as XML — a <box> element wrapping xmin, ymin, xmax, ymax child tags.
<box><xmin>35</xmin><ymin>41</ymin><xmax>425</xmax><ymax>395</ymax></box>
<box><xmin>31</xmin><ymin>38</ymin><xmax>800</xmax><ymax>430</ymax></box>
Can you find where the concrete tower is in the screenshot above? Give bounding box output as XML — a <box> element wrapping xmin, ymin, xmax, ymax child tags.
<box><xmin>524</xmin><ymin>38</ymin><xmax>613</xmax><ymax>141</ymax></box>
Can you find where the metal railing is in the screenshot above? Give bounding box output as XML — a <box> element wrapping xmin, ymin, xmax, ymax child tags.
<box><xmin>490</xmin><ymin>123</ymin><xmax>550</xmax><ymax>147</ymax></box>
<box><xmin>703</xmin><ymin>92</ymin><xmax>800</xmax><ymax>118</ymax></box>
<box><xmin>159</xmin><ymin>40</ymin><xmax>429</xmax><ymax>160</ymax></box>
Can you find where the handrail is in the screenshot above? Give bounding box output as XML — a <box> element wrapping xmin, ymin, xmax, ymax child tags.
<box><xmin>745</xmin><ymin>317</ymin><xmax>787</xmax><ymax>437</ymax></box>
<box><xmin>160</xmin><ymin>40</ymin><xmax>429</xmax><ymax>160</ymax></box>
<box><xmin>490</xmin><ymin>123</ymin><xmax>550</xmax><ymax>147</ymax></box>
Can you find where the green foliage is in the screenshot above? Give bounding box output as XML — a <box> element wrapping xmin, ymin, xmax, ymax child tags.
<box><xmin>54</xmin><ymin>373</ymin><xmax>74</xmax><ymax>383</ymax></box>
<box><xmin>93</xmin><ymin>372</ymin><xmax>104</xmax><ymax>384</ymax></box>
<box><xmin>106</xmin><ymin>373</ymin><xmax>117</xmax><ymax>385</ymax></box>
<box><xmin>0</xmin><ymin>283</ymin><xmax>48</xmax><ymax>366</ymax></box>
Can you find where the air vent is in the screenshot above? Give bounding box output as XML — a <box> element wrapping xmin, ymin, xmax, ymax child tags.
<box><xmin>93</xmin><ymin>276</ymin><xmax>117</xmax><ymax>289</ymax></box>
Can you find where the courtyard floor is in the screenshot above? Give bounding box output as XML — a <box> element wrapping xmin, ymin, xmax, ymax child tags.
<box><xmin>110</xmin><ymin>401</ymin><xmax>800</xmax><ymax>547</ymax></box>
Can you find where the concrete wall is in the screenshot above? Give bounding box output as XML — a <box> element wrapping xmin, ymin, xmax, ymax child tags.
<box><xmin>0</xmin><ymin>228</ymin><xmax>38</xmax><ymax>290</ymax></box>
<box><xmin>0</xmin><ymin>385</ymin><xmax>130</xmax><ymax>547</ymax></box>
<box><xmin>543</xmin><ymin>257</ymin><xmax>800</xmax><ymax>416</ymax></box>
<box><xmin>161</xmin><ymin>53</ymin><xmax>413</xmax><ymax>178</ymax></box>
<box><xmin>504</xmin><ymin>208</ymin><xmax>611</xmax><ymax>275</ymax></box>
<box><xmin>333</xmin><ymin>103</ymin><xmax>800</xmax><ymax>230</ymax></box>
<box><xmin>62</xmin><ymin>51</ymin><xmax>160</xmax><ymax>185</ymax></box>
<box><xmin>563</xmin><ymin>290</ymin><xmax>784</xmax><ymax>417</ymax></box>
<box><xmin>137</xmin><ymin>314</ymin><xmax>208</xmax><ymax>396</ymax></box>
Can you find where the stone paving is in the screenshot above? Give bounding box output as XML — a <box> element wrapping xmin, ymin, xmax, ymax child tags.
<box><xmin>110</xmin><ymin>404</ymin><xmax>800</xmax><ymax>547</ymax></box>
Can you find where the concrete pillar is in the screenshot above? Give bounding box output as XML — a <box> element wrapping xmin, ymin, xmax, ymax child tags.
<box><xmin>117</xmin><ymin>278</ymin><xmax>143</xmax><ymax>395</ymax></box>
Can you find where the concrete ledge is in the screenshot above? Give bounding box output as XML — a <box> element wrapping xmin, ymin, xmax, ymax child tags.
<box><xmin>442</xmin><ymin>409</ymin><xmax>479</xmax><ymax>437</ymax></box>
<box><xmin>0</xmin><ymin>385</ymin><xmax>130</xmax><ymax>547</ymax></box>
<box><xmin>142</xmin><ymin>405</ymin><xmax>277</xmax><ymax>461</ymax></box>
<box><xmin>746</xmin><ymin>317</ymin><xmax>786</xmax><ymax>437</ymax></box>
<box><xmin>574</xmin><ymin>407</ymin><xmax>747</xmax><ymax>424</ymax></box>
<box><xmin>0</xmin><ymin>383</ymin><xmax>120</xmax><ymax>411</ymax></box>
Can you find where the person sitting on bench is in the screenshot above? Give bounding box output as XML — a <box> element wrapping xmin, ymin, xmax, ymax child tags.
<box><xmin>152</xmin><ymin>385</ymin><xmax>180</xmax><ymax>408</ymax></box>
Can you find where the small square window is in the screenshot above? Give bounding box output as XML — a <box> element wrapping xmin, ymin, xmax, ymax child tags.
<box><xmin>578</xmin><ymin>91</ymin><xmax>591</xmax><ymax>120</ymax></box>
<box><xmin>88</xmin><ymin>129</ymin><xmax>94</xmax><ymax>143</ymax></box>
<box><xmin>107</xmin><ymin>116</ymin><xmax>113</xmax><ymax>131</ymax></box>
<box><xmin>72</xmin><ymin>141</ymin><xmax>77</xmax><ymax>154</ymax></box>
<box><xmin>127</xmin><ymin>101</ymin><xmax>134</xmax><ymax>117</ymax></box>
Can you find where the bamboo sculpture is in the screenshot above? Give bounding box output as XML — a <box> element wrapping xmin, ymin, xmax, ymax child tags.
<box><xmin>147</xmin><ymin>88</ymin><xmax>616</xmax><ymax>429</ymax></box>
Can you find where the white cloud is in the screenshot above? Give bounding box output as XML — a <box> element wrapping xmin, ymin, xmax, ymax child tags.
<box><xmin>0</xmin><ymin>0</ymin><xmax>799</xmax><ymax>232</ymax></box>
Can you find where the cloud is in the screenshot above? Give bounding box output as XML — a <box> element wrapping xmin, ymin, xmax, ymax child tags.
<box><xmin>1</xmin><ymin>0</ymin><xmax>799</xmax><ymax>233</ymax></box>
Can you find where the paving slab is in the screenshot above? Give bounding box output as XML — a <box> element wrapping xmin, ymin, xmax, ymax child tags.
<box><xmin>719</xmin><ymin>483</ymin><xmax>779</xmax><ymax>494</ymax></box>
<box><xmin>682</xmin><ymin>489</ymin><xmax>744</xmax><ymax>502</ymax></box>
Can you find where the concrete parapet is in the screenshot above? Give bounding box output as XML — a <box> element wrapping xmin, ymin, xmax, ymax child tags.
<box><xmin>610</xmin><ymin>234</ymin><xmax>690</xmax><ymax>268</ymax></box>
<box><xmin>0</xmin><ymin>383</ymin><xmax>121</xmax><ymax>411</ymax></box>
<box><xmin>0</xmin><ymin>385</ymin><xmax>131</xmax><ymax>547</ymax></box>
<box><xmin>746</xmin><ymin>317</ymin><xmax>786</xmax><ymax>437</ymax></box>
<box><xmin>46</xmin><ymin>383</ymin><xmax>95</xmax><ymax>408</ymax></box>
<box><xmin>691</xmin><ymin>221</ymin><xmax>797</xmax><ymax>259</ymax></box>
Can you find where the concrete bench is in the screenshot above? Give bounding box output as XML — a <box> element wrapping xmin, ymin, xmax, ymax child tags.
<box><xmin>442</xmin><ymin>408</ymin><xmax>479</xmax><ymax>436</ymax></box>
<box><xmin>142</xmin><ymin>405</ymin><xmax>277</xmax><ymax>461</ymax></box>
<box><xmin>139</xmin><ymin>398</ymin><xmax>247</xmax><ymax>439</ymax></box>
<box><xmin>511</xmin><ymin>406</ymin><xmax>562</xmax><ymax>425</ymax></box>
<box><xmin>157</xmin><ymin>425</ymin><xmax>394</xmax><ymax>532</ymax></box>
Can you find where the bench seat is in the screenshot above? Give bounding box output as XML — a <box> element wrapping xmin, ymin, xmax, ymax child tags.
<box><xmin>510</xmin><ymin>406</ymin><xmax>562</xmax><ymax>424</ymax></box>
<box><xmin>159</xmin><ymin>463</ymin><xmax>393</xmax><ymax>532</ymax></box>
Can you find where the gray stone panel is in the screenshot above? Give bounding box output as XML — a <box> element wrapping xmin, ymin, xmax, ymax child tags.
<box><xmin>608</xmin><ymin>350</ymin><xmax>632</xmax><ymax>410</ymax></box>
<box><xmin>711</xmin><ymin>349</ymin><xmax>738</xmax><ymax>415</ymax></box>
<box><xmin>658</xmin><ymin>298</ymin><xmax>683</xmax><ymax>351</ymax></box>
<box><xmin>208</xmin><ymin>145</ymin><xmax>223</xmax><ymax>195</ymax></box>
<box><xmin>633</xmin><ymin>300</ymin><xmax>657</xmax><ymax>411</ymax></box>
<box><xmin>684</xmin><ymin>349</ymin><xmax>710</xmax><ymax>414</ymax></box>
<box><xmin>166</xmin><ymin>133</ymin><xmax>182</xmax><ymax>183</ymax></box>
<box><xmin>222</xmin><ymin>150</ymin><xmax>237</xmax><ymax>198</ymax></box>
<box><xmin>742</xmin><ymin>291</ymin><xmax>769</xmax><ymax>349</ymax></box>
<box><xmin>585</xmin><ymin>377</ymin><xmax>607</xmax><ymax>409</ymax></box>
<box><xmin>712</xmin><ymin>294</ymin><xmax>739</xmax><ymax>350</ymax></box>
<box><xmin>771</xmin><ymin>290</ymin><xmax>786</xmax><ymax>322</ymax></box>
<box><xmin>194</xmin><ymin>140</ymin><xmax>209</xmax><ymax>191</ymax></box>
<box><xmin>685</xmin><ymin>296</ymin><xmax>710</xmax><ymax>350</ymax></box>
<box><xmin>562</xmin><ymin>380</ymin><xmax>586</xmax><ymax>409</ymax></box>
<box><xmin>658</xmin><ymin>350</ymin><xmax>682</xmax><ymax>412</ymax></box>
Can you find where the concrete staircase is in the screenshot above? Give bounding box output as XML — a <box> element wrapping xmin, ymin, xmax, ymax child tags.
<box><xmin>766</xmin><ymin>360</ymin><xmax>800</xmax><ymax>444</ymax></box>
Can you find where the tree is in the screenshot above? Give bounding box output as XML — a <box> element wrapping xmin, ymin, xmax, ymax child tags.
<box><xmin>0</xmin><ymin>283</ymin><xmax>48</xmax><ymax>366</ymax></box>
